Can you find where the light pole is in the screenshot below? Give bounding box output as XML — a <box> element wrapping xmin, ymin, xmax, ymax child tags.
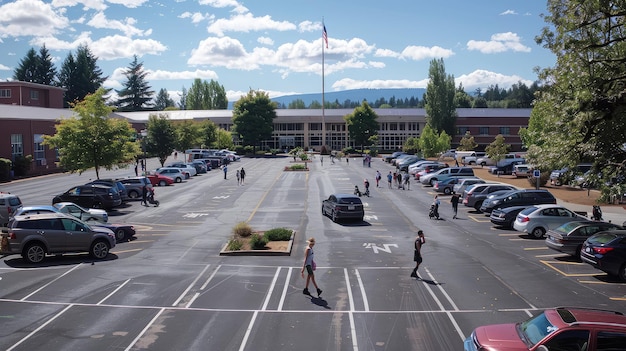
<box><xmin>140</xmin><ymin>129</ymin><xmax>148</xmax><ymax>175</ymax></box>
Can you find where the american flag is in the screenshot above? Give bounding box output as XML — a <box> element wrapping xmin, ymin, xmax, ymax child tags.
<box><xmin>322</xmin><ymin>24</ymin><xmax>328</xmax><ymax>48</ymax></box>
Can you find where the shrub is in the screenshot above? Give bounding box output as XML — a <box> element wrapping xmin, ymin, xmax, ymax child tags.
<box><xmin>233</xmin><ymin>222</ymin><xmax>253</xmax><ymax>237</ymax></box>
<box><xmin>526</xmin><ymin>171</ymin><xmax>550</xmax><ymax>187</ymax></box>
<box><xmin>250</xmin><ymin>233</ymin><xmax>268</xmax><ymax>249</ymax></box>
<box><xmin>285</xmin><ymin>164</ymin><xmax>307</xmax><ymax>171</ymax></box>
<box><xmin>0</xmin><ymin>158</ymin><xmax>11</xmax><ymax>181</ymax></box>
<box><xmin>264</xmin><ymin>228</ymin><xmax>292</xmax><ymax>241</ymax></box>
<box><xmin>13</xmin><ymin>155</ymin><xmax>32</xmax><ymax>177</ymax></box>
<box><xmin>227</xmin><ymin>238</ymin><xmax>243</xmax><ymax>251</ymax></box>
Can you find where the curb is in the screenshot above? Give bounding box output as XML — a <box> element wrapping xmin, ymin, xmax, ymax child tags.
<box><xmin>219</xmin><ymin>232</ymin><xmax>295</xmax><ymax>256</ymax></box>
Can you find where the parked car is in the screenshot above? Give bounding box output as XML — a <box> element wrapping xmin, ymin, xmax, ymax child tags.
<box><xmin>413</xmin><ymin>163</ymin><xmax>448</xmax><ymax>180</ymax></box>
<box><xmin>490</xmin><ymin>206</ymin><xmax>529</xmax><ymax>229</ymax></box>
<box><xmin>432</xmin><ymin>177</ymin><xmax>463</xmax><ymax>195</ymax></box>
<box><xmin>512</xmin><ymin>164</ymin><xmax>532</xmax><ymax>178</ymax></box>
<box><xmin>420</xmin><ymin>167</ymin><xmax>475</xmax><ymax>186</ymax></box>
<box><xmin>480</xmin><ymin>189</ymin><xmax>557</xmax><ymax>214</ymax></box>
<box><xmin>550</xmin><ymin>163</ymin><xmax>593</xmax><ymax>186</ymax></box>
<box><xmin>167</xmin><ymin>162</ymin><xmax>197</xmax><ymax>177</ymax></box>
<box><xmin>321</xmin><ymin>194</ymin><xmax>364</xmax><ymax>222</ymax></box>
<box><xmin>190</xmin><ymin>160</ymin><xmax>209</xmax><ymax>173</ymax></box>
<box><xmin>546</xmin><ymin>221</ymin><xmax>623</xmax><ymax>256</ymax></box>
<box><xmin>396</xmin><ymin>156</ymin><xmax>424</xmax><ymax>172</ymax></box>
<box><xmin>13</xmin><ymin>202</ymin><xmax>108</xmax><ymax>223</ymax></box>
<box><xmin>452</xmin><ymin>178</ymin><xmax>485</xmax><ymax>195</ymax></box>
<box><xmin>4</xmin><ymin>212</ymin><xmax>116</xmax><ymax>264</ymax></box>
<box><xmin>461</xmin><ymin>152</ymin><xmax>486</xmax><ymax>165</ymax></box>
<box><xmin>391</xmin><ymin>154</ymin><xmax>415</xmax><ymax>167</ymax></box>
<box><xmin>0</xmin><ymin>192</ymin><xmax>23</xmax><ymax>227</ymax></box>
<box><xmin>513</xmin><ymin>204</ymin><xmax>588</xmax><ymax>239</ymax></box>
<box><xmin>52</xmin><ymin>184</ymin><xmax>122</xmax><ymax>210</ymax></box>
<box><xmin>117</xmin><ymin>177</ymin><xmax>153</xmax><ymax>199</ymax></box>
<box><xmin>439</xmin><ymin>149</ymin><xmax>456</xmax><ymax>158</ymax></box>
<box><xmin>147</xmin><ymin>173</ymin><xmax>174</xmax><ymax>186</ymax></box>
<box><xmin>464</xmin><ymin>306</ymin><xmax>626</xmax><ymax>351</ymax></box>
<box><xmin>408</xmin><ymin>160</ymin><xmax>437</xmax><ymax>175</ymax></box>
<box><xmin>85</xmin><ymin>179</ymin><xmax>129</xmax><ymax>202</ymax></box>
<box><xmin>476</xmin><ymin>155</ymin><xmax>495</xmax><ymax>167</ymax></box>
<box><xmin>489</xmin><ymin>160</ymin><xmax>525</xmax><ymax>175</ymax></box>
<box><xmin>383</xmin><ymin>151</ymin><xmax>407</xmax><ymax>163</ymax></box>
<box><xmin>86</xmin><ymin>220</ymin><xmax>136</xmax><ymax>242</ymax></box>
<box><xmin>462</xmin><ymin>184</ymin><xmax>518</xmax><ymax>211</ymax></box>
<box><xmin>580</xmin><ymin>230</ymin><xmax>626</xmax><ymax>281</ymax></box>
<box><xmin>155</xmin><ymin>167</ymin><xmax>185</xmax><ymax>183</ymax></box>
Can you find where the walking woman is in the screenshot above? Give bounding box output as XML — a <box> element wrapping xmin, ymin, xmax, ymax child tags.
<box><xmin>301</xmin><ymin>237</ymin><xmax>322</xmax><ymax>297</ymax></box>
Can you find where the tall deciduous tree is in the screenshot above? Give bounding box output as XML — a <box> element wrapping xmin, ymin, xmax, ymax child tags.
<box><xmin>43</xmin><ymin>88</ymin><xmax>138</xmax><ymax>178</ymax></box>
<box><xmin>458</xmin><ymin>131</ymin><xmax>478</xmax><ymax>151</ymax></box>
<box><xmin>57</xmin><ymin>44</ymin><xmax>106</xmax><ymax>107</ymax></box>
<box><xmin>485</xmin><ymin>134</ymin><xmax>510</xmax><ymax>164</ymax></box>
<box><xmin>174</xmin><ymin>120</ymin><xmax>202</xmax><ymax>156</ymax></box>
<box><xmin>116</xmin><ymin>55</ymin><xmax>154</xmax><ymax>111</ymax></box>
<box><xmin>201</xmin><ymin>119</ymin><xmax>218</xmax><ymax>148</ymax></box>
<box><xmin>344</xmin><ymin>101</ymin><xmax>379</xmax><ymax>150</ymax></box>
<box><xmin>424</xmin><ymin>58</ymin><xmax>457</xmax><ymax>136</ymax></box>
<box><xmin>145</xmin><ymin>114</ymin><xmax>177</xmax><ymax>167</ymax></box>
<box><xmin>528</xmin><ymin>0</ymin><xmax>626</xmax><ymax>178</ymax></box>
<box><xmin>184</xmin><ymin>79</ymin><xmax>228</xmax><ymax>110</ymax></box>
<box><xmin>232</xmin><ymin>90</ymin><xmax>277</xmax><ymax>152</ymax></box>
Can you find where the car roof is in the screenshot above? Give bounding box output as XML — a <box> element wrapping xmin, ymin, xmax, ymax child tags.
<box><xmin>13</xmin><ymin>212</ymin><xmax>74</xmax><ymax>221</ymax></box>
<box><xmin>19</xmin><ymin>205</ymin><xmax>57</xmax><ymax>212</ymax></box>
<box><xmin>547</xmin><ymin>307</ymin><xmax>626</xmax><ymax>327</ymax></box>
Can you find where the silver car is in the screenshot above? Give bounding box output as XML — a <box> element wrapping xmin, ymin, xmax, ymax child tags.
<box><xmin>513</xmin><ymin>204</ymin><xmax>588</xmax><ymax>239</ymax></box>
<box><xmin>5</xmin><ymin>212</ymin><xmax>116</xmax><ymax>264</ymax></box>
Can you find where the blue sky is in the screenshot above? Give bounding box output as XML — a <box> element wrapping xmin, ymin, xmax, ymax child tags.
<box><xmin>0</xmin><ymin>0</ymin><xmax>555</xmax><ymax>104</ymax></box>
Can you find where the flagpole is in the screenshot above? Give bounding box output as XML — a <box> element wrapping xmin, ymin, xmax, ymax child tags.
<box><xmin>322</xmin><ymin>19</ymin><xmax>326</xmax><ymax>149</ymax></box>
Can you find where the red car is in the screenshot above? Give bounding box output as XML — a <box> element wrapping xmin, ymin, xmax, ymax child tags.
<box><xmin>464</xmin><ymin>307</ymin><xmax>626</xmax><ymax>351</ymax></box>
<box><xmin>147</xmin><ymin>173</ymin><xmax>174</xmax><ymax>186</ymax></box>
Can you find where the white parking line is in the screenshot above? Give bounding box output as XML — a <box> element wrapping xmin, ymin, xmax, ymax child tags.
<box><xmin>354</xmin><ymin>269</ymin><xmax>370</xmax><ymax>312</ymax></box>
<box><xmin>20</xmin><ymin>264</ymin><xmax>82</xmax><ymax>301</ymax></box>
<box><xmin>7</xmin><ymin>304</ymin><xmax>74</xmax><ymax>351</ymax></box>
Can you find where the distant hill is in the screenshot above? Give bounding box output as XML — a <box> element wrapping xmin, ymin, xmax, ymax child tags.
<box><xmin>271</xmin><ymin>88</ymin><xmax>426</xmax><ymax>108</ymax></box>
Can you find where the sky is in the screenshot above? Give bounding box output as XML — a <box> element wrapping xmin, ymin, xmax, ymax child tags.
<box><xmin>0</xmin><ymin>0</ymin><xmax>556</xmax><ymax>104</ymax></box>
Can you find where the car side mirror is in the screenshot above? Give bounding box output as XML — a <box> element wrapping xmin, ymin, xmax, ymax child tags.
<box><xmin>1</xmin><ymin>228</ymin><xmax>8</xmax><ymax>234</ymax></box>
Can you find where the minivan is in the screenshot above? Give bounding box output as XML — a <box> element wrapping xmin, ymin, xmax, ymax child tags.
<box><xmin>420</xmin><ymin>167</ymin><xmax>475</xmax><ymax>186</ymax></box>
<box><xmin>0</xmin><ymin>193</ymin><xmax>23</xmax><ymax>227</ymax></box>
<box><xmin>52</xmin><ymin>184</ymin><xmax>122</xmax><ymax>210</ymax></box>
<box><xmin>479</xmin><ymin>189</ymin><xmax>557</xmax><ymax>214</ymax></box>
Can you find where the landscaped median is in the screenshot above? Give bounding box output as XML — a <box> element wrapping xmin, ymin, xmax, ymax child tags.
<box><xmin>219</xmin><ymin>222</ymin><xmax>295</xmax><ymax>256</ymax></box>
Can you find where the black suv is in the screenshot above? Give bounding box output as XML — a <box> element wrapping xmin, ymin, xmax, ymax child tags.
<box><xmin>86</xmin><ymin>179</ymin><xmax>128</xmax><ymax>202</ymax></box>
<box><xmin>52</xmin><ymin>184</ymin><xmax>122</xmax><ymax>210</ymax></box>
<box><xmin>479</xmin><ymin>189</ymin><xmax>557</xmax><ymax>214</ymax></box>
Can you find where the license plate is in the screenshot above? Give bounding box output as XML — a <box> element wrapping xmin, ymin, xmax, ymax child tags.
<box><xmin>348</xmin><ymin>205</ymin><xmax>355</xmax><ymax>210</ymax></box>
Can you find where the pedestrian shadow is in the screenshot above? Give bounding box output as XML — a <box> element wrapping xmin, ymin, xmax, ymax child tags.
<box><xmin>306</xmin><ymin>296</ymin><xmax>332</xmax><ymax>309</ymax></box>
<box><xmin>416</xmin><ymin>277</ymin><xmax>440</xmax><ymax>286</ymax></box>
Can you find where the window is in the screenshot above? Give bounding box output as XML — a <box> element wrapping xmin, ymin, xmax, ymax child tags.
<box><xmin>499</xmin><ymin>127</ymin><xmax>510</xmax><ymax>135</ymax></box>
<box><xmin>0</xmin><ymin>89</ymin><xmax>10</xmax><ymax>98</ymax></box>
<box><xmin>479</xmin><ymin>127</ymin><xmax>489</xmax><ymax>135</ymax></box>
<box><xmin>30</xmin><ymin>90</ymin><xmax>39</xmax><ymax>100</ymax></box>
<box><xmin>458</xmin><ymin>127</ymin><xmax>469</xmax><ymax>135</ymax></box>
<box><xmin>596</xmin><ymin>331</ymin><xmax>626</xmax><ymax>350</ymax></box>
<box><xmin>11</xmin><ymin>134</ymin><xmax>23</xmax><ymax>159</ymax></box>
<box><xmin>544</xmin><ymin>330</ymin><xmax>589</xmax><ymax>351</ymax></box>
<box><xmin>34</xmin><ymin>134</ymin><xmax>45</xmax><ymax>165</ymax></box>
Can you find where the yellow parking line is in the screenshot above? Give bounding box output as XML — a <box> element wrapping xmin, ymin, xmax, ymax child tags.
<box><xmin>610</xmin><ymin>297</ymin><xmax>626</xmax><ymax>301</ymax></box>
<box><xmin>498</xmin><ymin>233</ymin><xmax>520</xmax><ymax>237</ymax></box>
<box><xmin>111</xmin><ymin>248</ymin><xmax>143</xmax><ymax>254</ymax></box>
<box><xmin>523</xmin><ymin>247</ymin><xmax>549</xmax><ymax>250</ymax></box>
<box><xmin>541</xmin><ymin>260</ymin><xmax>598</xmax><ymax>277</ymax></box>
<box><xmin>578</xmin><ymin>280</ymin><xmax>613</xmax><ymax>285</ymax></box>
<box><xmin>468</xmin><ymin>215</ymin><xmax>490</xmax><ymax>223</ymax></box>
<box><xmin>535</xmin><ymin>253</ymin><xmax>567</xmax><ymax>258</ymax></box>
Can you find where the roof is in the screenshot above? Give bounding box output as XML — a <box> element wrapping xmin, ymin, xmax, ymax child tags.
<box><xmin>0</xmin><ymin>104</ymin><xmax>77</xmax><ymax>120</ymax></box>
<box><xmin>0</xmin><ymin>81</ymin><xmax>66</xmax><ymax>91</ymax></box>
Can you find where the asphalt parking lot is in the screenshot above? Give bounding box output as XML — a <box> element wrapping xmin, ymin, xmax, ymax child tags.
<box><xmin>0</xmin><ymin>155</ymin><xmax>625</xmax><ymax>351</ymax></box>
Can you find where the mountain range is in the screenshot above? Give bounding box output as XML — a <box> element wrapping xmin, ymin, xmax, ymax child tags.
<box><xmin>271</xmin><ymin>88</ymin><xmax>426</xmax><ymax>108</ymax></box>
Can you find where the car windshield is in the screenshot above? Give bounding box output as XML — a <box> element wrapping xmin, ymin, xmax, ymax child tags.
<box><xmin>555</xmin><ymin>221</ymin><xmax>585</xmax><ymax>234</ymax></box>
<box><xmin>338</xmin><ymin>198</ymin><xmax>361</xmax><ymax>204</ymax></box>
<box><xmin>518</xmin><ymin>312</ymin><xmax>557</xmax><ymax>346</ymax></box>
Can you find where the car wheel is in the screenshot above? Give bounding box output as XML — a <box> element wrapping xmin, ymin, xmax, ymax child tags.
<box><xmin>474</xmin><ymin>201</ymin><xmax>483</xmax><ymax>211</ymax></box>
<box><xmin>429</xmin><ymin>178</ymin><xmax>437</xmax><ymax>186</ymax></box>
<box><xmin>128</xmin><ymin>190</ymin><xmax>139</xmax><ymax>199</ymax></box>
<box><xmin>331</xmin><ymin>210</ymin><xmax>337</xmax><ymax>222</ymax></box>
<box><xmin>23</xmin><ymin>242</ymin><xmax>46</xmax><ymax>264</ymax></box>
<box><xmin>115</xmin><ymin>229</ymin><xmax>126</xmax><ymax>241</ymax></box>
<box><xmin>159</xmin><ymin>180</ymin><xmax>167</xmax><ymax>186</ymax></box>
<box><xmin>90</xmin><ymin>240</ymin><xmax>110</xmax><ymax>259</ymax></box>
<box><xmin>321</xmin><ymin>206</ymin><xmax>326</xmax><ymax>216</ymax></box>
<box><xmin>444</xmin><ymin>187</ymin><xmax>451</xmax><ymax>195</ymax></box>
<box><xmin>619</xmin><ymin>263</ymin><xmax>626</xmax><ymax>282</ymax></box>
<box><xmin>531</xmin><ymin>227</ymin><xmax>545</xmax><ymax>239</ymax></box>
<box><xmin>175</xmin><ymin>177</ymin><xmax>182</xmax><ymax>183</ymax></box>
<box><xmin>92</xmin><ymin>202</ymin><xmax>103</xmax><ymax>209</ymax></box>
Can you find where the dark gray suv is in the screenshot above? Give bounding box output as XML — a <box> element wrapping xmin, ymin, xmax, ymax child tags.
<box><xmin>4</xmin><ymin>212</ymin><xmax>116</xmax><ymax>263</ymax></box>
<box><xmin>479</xmin><ymin>189</ymin><xmax>557</xmax><ymax>214</ymax></box>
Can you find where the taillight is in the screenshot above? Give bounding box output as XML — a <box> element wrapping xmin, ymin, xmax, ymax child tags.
<box><xmin>10</xmin><ymin>232</ymin><xmax>16</xmax><ymax>239</ymax></box>
<box><xmin>593</xmin><ymin>247</ymin><xmax>614</xmax><ymax>255</ymax></box>
<box><xmin>519</xmin><ymin>216</ymin><xmax>529</xmax><ymax>223</ymax></box>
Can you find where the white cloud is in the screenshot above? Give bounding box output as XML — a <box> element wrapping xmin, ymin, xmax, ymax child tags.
<box><xmin>332</xmin><ymin>78</ymin><xmax>429</xmax><ymax>90</ymax></box>
<box><xmin>29</xmin><ymin>31</ymin><xmax>93</xmax><ymax>50</ymax></box>
<box><xmin>107</xmin><ymin>0</ymin><xmax>149</xmax><ymax>8</ymax></box>
<box><xmin>467</xmin><ymin>32</ymin><xmax>531</xmax><ymax>54</ymax></box>
<box><xmin>400</xmin><ymin>46</ymin><xmax>455</xmax><ymax>60</ymax></box>
<box><xmin>87</xmin><ymin>11</ymin><xmax>150</xmax><ymax>36</ymax></box>
<box><xmin>0</xmin><ymin>0</ymin><xmax>70</xmax><ymax>37</ymax></box>
<box><xmin>199</xmin><ymin>0</ymin><xmax>248</xmax><ymax>14</ymax></box>
<box><xmin>179</xmin><ymin>11</ymin><xmax>212</xmax><ymax>24</ymax></box>
<box><xmin>187</xmin><ymin>36</ymin><xmax>254</xmax><ymax>69</ymax></box>
<box><xmin>51</xmin><ymin>0</ymin><xmax>107</xmax><ymax>11</ymax></box>
<box><xmin>298</xmin><ymin>20</ymin><xmax>320</xmax><ymax>33</ymax></box>
<box><xmin>90</xmin><ymin>35</ymin><xmax>167</xmax><ymax>60</ymax></box>
<box><xmin>146</xmin><ymin>69</ymin><xmax>219</xmax><ymax>80</ymax></box>
<box><xmin>0</xmin><ymin>64</ymin><xmax>11</xmax><ymax>70</ymax></box>
<box><xmin>455</xmin><ymin>69</ymin><xmax>534</xmax><ymax>90</ymax></box>
<box><xmin>257</xmin><ymin>36</ymin><xmax>274</xmax><ymax>45</ymax></box>
<box><xmin>500</xmin><ymin>9</ymin><xmax>517</xmax><ymax>15</ymax></box>
<box><xmin>207</xmin><ymin>13</ymin><xmax>296</xmax><ymax>37</ymax></box>
<box><xmin>374</xmin><ymin>48</ymin><xmax>400</xmax><ymax>58</ymax></box>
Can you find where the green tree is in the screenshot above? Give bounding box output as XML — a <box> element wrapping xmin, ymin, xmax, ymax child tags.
<box><xmin>201</xmin><ymin>119</ymin><xmax>218</xmax><ymax>148</ymax></box>
<box><xmin>436</xmin><ymin>131</ymin><xmax>452</xmax><ymax>155</ymax></box>
<box><xmin>178</xmin><ymin>87</ymin><xmax>188</xmax><ymax>110</ymax></box>
<box><xmin>403</xmin><ymin>137</ymin><xmax>420</xmax><ymax>154</ymax></box>
<box><xmin>458</xmin><ymin>131</ymin><xmax>477</xmax><ymax>151</ymax></box>
<box><xmin>308</xmin><ymin>100</ymin><xmax>322</xmax><ymax>109</ymax></box>
<box><xmin>215</xmin><ymin>128</ymin><xmax>234</xmax><ymax>150</ymax></box>
<box><xmin>529</xmin><ymin>0</ymin><xmax>626</xmax><ymax>179</ymax></box>
<box><xmin>185</xmin><ymin>79</ymin><xmax>228</xmax><ymax>110</ymax></box>
<box><xmin>455</xmin><ymin>83</ymin><xmax>472</xmax><ymax>108</ymax></box>
<box><xmin>145</xmin><ymin>113</ymin><xmax>177</xmax><ymax>167</ymax></box>
<box><xmin>116</xmin><ymin>55</ymin><xmax>154</xmax><ymax>111</ymax></box>
<box><xmin>424</xmin><ymin>58</ymin><xmax>457</xmax><ymax>136</ymax></box>
<box><xmin>418</xmin><ymin>124</ymin><xmax>439</xmax><ymax>157</ymax></box>
<box><xmin>57</xmin><ymin>44</ymin><xmax>106</xmax><ymax>107</ymax></box>
<box><xmin>14</xmin><ymin>46</ymin><xmax>57</xmax><ymax>85</ymax></box>
<box><xmin>232</xmin><ymin>90</ymin><xmax>277</xmax><ymax>152</ymax></box>
<box><xmin>288</xmin><ymin>99</ymin><xmax>306</xmax><ymax>109</ymax></box>
<box><xmin>344</xmin><ymin>101</ymin><xmax>379</xmax><ymax>151</ymax></box>
<box><xmin>36</xmin><ymin>45</ymin><xmax>57</xmax><ymax>85</ymax></box>
<box><xmin>155</xmin><ymin>88</ymin><xmax>176</xmax><ymax>110</ymax></box>
<box><xmin>485</xmin><ymin>134</ymin><xmax>510</xmax><ymax>164</ymax></box>
<box><xmin>174</xmin><ymin>120</ymin><xmax>202</xmax><ymax>157</ymax></box>
<box><xmin>43</xmin><ymin>88</ymin><xmax>138</xmax><ymax>178</ymax></box>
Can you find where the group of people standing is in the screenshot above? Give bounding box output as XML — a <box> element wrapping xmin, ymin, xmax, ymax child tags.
<box><xmin>385</xmin><ymin>170</ymin><xmax>411</xmax><ymax>190</ymax></box>
<box><xmin>235</xmin><ymin>167</ymin><xmax>246</xmax><ymax>185</ymax></box>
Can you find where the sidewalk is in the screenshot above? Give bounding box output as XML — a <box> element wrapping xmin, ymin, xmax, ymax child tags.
<box><xmin>557</xmin><ymin>200</ymin><xmax>626</xmax><ymax>226</ymax></box>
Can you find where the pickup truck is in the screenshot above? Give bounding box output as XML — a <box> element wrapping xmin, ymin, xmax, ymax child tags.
<box><xmin>462</xmin><ymin>152</ymin><xmax>486</xmax><ymax>165</ymax></box>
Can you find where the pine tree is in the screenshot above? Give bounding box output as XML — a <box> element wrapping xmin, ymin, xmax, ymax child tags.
<box><xmin>116</xmin><ymin>55</ymin><xmax>154</xmax><ymax>111</ymax></box>
<box><xmin>57</xmin><ymin>44</ymin><xmax>106</xmax><ymax>107</ymax></box>
<box><xmin>13</xmin><ymin>48</ymin><xmax>39</xmax><ymax>82</ymax></box>
<box><xmin>36</xmin><ymin>45</ymin><xmax>57</xmax><ymax>85</ymax></box>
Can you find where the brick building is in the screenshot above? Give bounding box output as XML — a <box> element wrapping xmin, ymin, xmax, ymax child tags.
<box><xmin>0</xmin><ymin>81</ymin><xmax>65</xmax><ymax>109</ymax></box>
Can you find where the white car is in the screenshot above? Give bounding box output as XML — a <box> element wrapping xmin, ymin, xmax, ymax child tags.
<box><xmin>408</xmin><ymin>160</ymin><xmax>437</xmax><ymax>175</ymax></box>
<box><xmin>13</xmin><ymin>202</ymin><xmax>108</xmax><ymax>223</ymax></box>
<box><xmin>512</xmin><ymin>204</ymin><xmax>588</xmax><ymax>239</ymax></box>
<box><xmin>155</xmin><ymin>167</ymin><xmax>185</xmax><ymax>183</ymax></box>
<box><xmin>167</xmin><ymin>163</ymin><xmax>197</xmax><ymax>177</ymax></box>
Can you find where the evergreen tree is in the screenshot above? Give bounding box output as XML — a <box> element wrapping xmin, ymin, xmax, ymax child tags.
<box><xmin>36</xmin><ymin>45</ymin><xmax>56</xmax><ymax>85</ymax></box>
<box><xmin>57</xmin><ymin>44</ymin><xmax>106</xmax><ymax>107</ymax></box>
<box><xmin>155</xmin><ymin>88</ymin><xmax>176</xmax><ymax>110</ymax></box>
<box><xmin>13</xmin><ymin>48</ymin><xmax>38</xmax><ymax>83</ymax></box>
<box><xmin>116</xmin><ymin>55</ymin><xmax>154</xmax><ymax>111</ymax></box>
